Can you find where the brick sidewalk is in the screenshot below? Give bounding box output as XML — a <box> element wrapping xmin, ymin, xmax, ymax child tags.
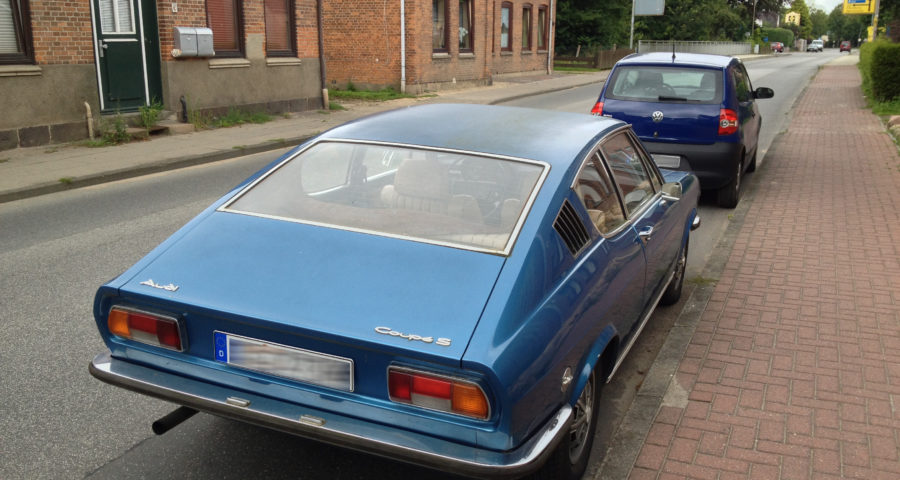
<box><xmin>629</xmin><ymin>65</ymin><xmax>900</xmax><ymax>479</ymax></box>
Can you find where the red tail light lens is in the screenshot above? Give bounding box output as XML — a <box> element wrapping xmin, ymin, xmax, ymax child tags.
<box><xmin>108</xmin><ymin>306</ymin><xmax>185</xmax><ymax>351</ymax></box>
<box><xmin>590</xmin><ymin>101</ymin><xmax>604</xmax><ymax>116</ymax></box>
<box><xmin>718</xmin><ymin>109</ymin><xmax>738</xmax><ymax>135</ymax></box>
<box><xmin>388</xmin><ymin>368</ymin><xmax>490</xmax><ymax>420</ymax></box>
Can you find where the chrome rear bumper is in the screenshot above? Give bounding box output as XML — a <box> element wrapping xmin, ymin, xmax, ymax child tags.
<box><xmin>89</xmin><ymin>351</ymin><xmax>571</xmax><ymax>478</ymax></box>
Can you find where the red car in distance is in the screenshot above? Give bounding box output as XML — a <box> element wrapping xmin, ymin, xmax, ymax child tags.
<box><xmin>771</xmin><ymin>42</ymin><xmax>784</xmax><ymax>53</ymax></box>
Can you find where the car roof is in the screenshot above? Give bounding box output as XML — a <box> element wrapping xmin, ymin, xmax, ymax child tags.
<box><xmin>614</xmin><ymin>52</ymin><xmax>736</xmax><ymax>69</ymax></box>
<box><xmin>318</xmin><ymin>104</ymin><xmax>625</xmax><ymax>168</ymax></box>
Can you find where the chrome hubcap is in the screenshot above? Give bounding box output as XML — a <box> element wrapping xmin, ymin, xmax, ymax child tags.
<box><xmin>568</xmin><ymin>376</ymin><xmax>594</xmax><ymax>463</ymax></box>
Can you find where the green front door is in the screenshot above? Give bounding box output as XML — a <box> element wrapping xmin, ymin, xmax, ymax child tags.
<box><xmin>91</xmin><ymin>0</ymin><xmax>153</xmax><ymax>111</ymax></box>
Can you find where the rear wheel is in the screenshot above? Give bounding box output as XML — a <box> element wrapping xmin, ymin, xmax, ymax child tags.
<box><xmin>534</xmin><ymin>370</ymin><xmax>600</xmax><ymax>480</ymax></box>
<box><xmin>660</xmin><ymin>236</ymin><xmax>688</xmax><ymax>306</ymax></box>
<box><xmin>717</xmin><ymin>157</ymin><xmax>743</xmax><ymax>208</ymax></box>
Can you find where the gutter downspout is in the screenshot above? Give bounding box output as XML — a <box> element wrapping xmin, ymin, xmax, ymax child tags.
<box><xmin>400</xmin><ymin>0</ymin><xmax>406</xmax><ymax>93</ymax></box>
<box><xmin>547</xmin><ymin>0</ymin><xmax>555</xmax><ymax>75</ymax></box>
<box><xmin>317</xmin><ymin>0</ymin><xmax>328</xmax><ymax>109</ymax></box>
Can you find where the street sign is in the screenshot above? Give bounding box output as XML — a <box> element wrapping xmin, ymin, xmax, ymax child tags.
<box><xmin>843</xmin><ymin>0</ymin><xmax>876</xmax><ymax>15</ymax></box>
<box><xmin>635</xmin><ymin>0</ymin><xmax>665</xmax><ymax>16</ymax></box>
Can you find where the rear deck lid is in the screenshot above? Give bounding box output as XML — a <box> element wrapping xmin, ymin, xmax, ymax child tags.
<box><xmin>119</xmin><ymin>211</ymin><xmax>507</xmax><ymax>363</ymax></box>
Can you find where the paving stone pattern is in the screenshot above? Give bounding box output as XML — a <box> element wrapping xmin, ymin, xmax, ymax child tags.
<box><xmin>631</xmin><ymin>65</ymin><xmax>900</xmax><ymax>479</ymax></box>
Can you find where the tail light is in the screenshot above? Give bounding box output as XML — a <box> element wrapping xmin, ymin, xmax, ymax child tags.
<box><xmin>590</xmin><ymin>101</ymin><xmax>604</xmax><ymax>116</ymax></box>
<box><xmin>107</xmin><ymin>306</ymin><xmax>185</xmax><ymax>351</ymax></box>
<box><xmin>388</xmin><ymin>367</ymin><xmax>490</xmax><ymax>420</ymax></box>
<box><xmin>718</xmin><ymin>109</ymin><xmax>738</xmax><ymax>135</ymax></box>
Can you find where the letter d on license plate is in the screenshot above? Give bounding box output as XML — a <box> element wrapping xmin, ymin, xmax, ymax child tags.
<box><xmin>214</xmin><ymin>331</ymin><xmax>354</xmax><ymax>391</ymax></box>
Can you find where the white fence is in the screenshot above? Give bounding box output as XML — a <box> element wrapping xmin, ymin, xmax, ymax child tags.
<box><xmin>637</xmin><ymin>41</ymin><xmax>753</xmax><ymax>56</ymax></box>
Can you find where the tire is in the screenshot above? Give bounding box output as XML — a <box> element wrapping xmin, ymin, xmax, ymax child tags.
<box><xmin>534</xmin><ymin>369</ymin><xmax>601</xmax><ymax>480</ymax></box>
<box><xmin>717</xmin><ymin>157</ymin><xmax>743</xmax><ymax>208</ymax></box>
<box><xmin>746</xmin><ymin>148</ymin><xmax>757</xmax><ymax>173</ymax></box>
<box><xmin>660</xmin><ymin>236</ymin><xmax>688</xmax><ymax>306</ymax></box>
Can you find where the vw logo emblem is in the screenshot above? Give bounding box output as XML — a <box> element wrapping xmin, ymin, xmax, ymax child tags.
<box><xmin>651</xmin><ymin>111</ymin><xmax>664</xmax><ymax>123</ymax></box>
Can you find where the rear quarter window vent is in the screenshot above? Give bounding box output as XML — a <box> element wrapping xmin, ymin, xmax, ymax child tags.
<box><xmin>553</xmin><ymin>200</ymin><xmax>590</xmax><ymax>256</ymax></box>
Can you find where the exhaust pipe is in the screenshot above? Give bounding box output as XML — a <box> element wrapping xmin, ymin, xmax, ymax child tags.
<box><xmin>152</xmin><ymin>406</ymin><xmax>198</xmax><ymax>435</ymax></box>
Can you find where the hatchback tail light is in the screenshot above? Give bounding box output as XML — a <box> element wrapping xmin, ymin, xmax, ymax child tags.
<box><xmin>107</xmin><ymin>306</ymin><xmax>185</xmax><ymax>351</ymax></box>
<box><xmin>590</xmin><ymin>101</ymin><xmax>604</xmax><ymax>116</ymax></box>
<box><xmin>718</xmin><ymin>109</ymin><xmax>738</xmax><ymax>135</ymax></box>
<box><xmin>388</xmin><ymin>367</ymin><xmax>489</xmax><ymax>420</ymax></box>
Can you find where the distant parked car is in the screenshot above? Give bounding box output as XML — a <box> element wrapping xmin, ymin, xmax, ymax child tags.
<box><xmin>771</xmin><ymin>42</ymin><xmax>784</xmax><ymax>53</ymax></box>
<box><xmin>89</xmin><ymin>103</ymin><xmax>701</xmax><ymax>479</ymax></box>
<box><xmin>807</xmin><ymin>39</ymin><xmax>824</xmax><ymax>52</ymax></box>
<box><xmin>840</xmin><ymin>41</ymin><xmax>852</xmax><ymax>52</ymax></box>
<box><xmin>591</xmin><ymin>52</ymin><xmax>774</xmax><ymax>208</ymax></box>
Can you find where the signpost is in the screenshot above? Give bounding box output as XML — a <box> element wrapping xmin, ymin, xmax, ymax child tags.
<box><xmin>630</xmin><ymin>0</ymin><xmax>666</xmax><ymax>49</ymax></box>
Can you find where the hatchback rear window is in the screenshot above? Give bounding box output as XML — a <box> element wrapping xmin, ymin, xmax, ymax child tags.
<box><xmin>605</xmin><ymin>66</ymin><xmax>723</xmax><ymax>103</ymax></box>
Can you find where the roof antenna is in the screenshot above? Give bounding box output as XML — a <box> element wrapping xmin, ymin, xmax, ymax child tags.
<box><xmin>672</xmin><ymin>42</ymin><xmax>676</xmax><ymax>63</ymax></box>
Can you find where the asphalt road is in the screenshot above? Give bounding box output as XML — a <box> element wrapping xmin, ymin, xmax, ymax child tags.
<box><xmin>0</xmin><ymin>50</ymin><xmax>844</xmax><ymax>480</ymax></box>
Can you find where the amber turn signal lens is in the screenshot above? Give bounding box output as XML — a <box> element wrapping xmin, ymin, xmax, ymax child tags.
<box><xmin>452</xmin><ymin>383</ymin><xmax>490</xmax><ymax>419</ymax></box>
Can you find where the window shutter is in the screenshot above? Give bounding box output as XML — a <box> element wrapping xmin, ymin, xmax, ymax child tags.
<box><xmin>0</xmin><ymin>0</ymin><xmax>19</xmax><ymax>54</ymax></box>
<box><xmin>264</xmin><ymin>0</ymin><xmax>291</xmax><ymax>54</ymax></box>
<box><xmin>207</xmin><ymin>0</ymin><xmax>237</xmax><ymax>51</ymax></box>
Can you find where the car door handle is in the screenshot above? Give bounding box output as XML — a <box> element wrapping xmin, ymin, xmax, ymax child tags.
<box><xmin>638</xmin><ymin>226</ymin><xmax>653</xmax><ymax>244</ymax></box>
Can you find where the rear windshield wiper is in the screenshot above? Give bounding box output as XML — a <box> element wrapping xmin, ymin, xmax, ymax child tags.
<box><xmin>657</xmin><ymin>96</ymin><xmax>688</xmax><ymax>101</ymax></box>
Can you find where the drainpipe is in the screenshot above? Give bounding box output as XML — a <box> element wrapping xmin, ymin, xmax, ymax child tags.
<box><xmin>317</xmin><ymin>0</ymin><xmax>328</xmax><ymax>109</ymax></box>
<box><xmin>84</xmin><ymin>102</ymin><xmax>94</xmax><ymax>140</ymax></box>
<box><xmin>547</xmin><ymin>0</ymin><xmax>555</xmax><ymax>75</ymax></box>
<box><xmin>400</xmin><ymin>0</ymin><xmax>406</xmax><ymax>93</ymax></box>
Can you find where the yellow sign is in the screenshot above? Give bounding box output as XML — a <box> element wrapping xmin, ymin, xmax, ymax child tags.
<box><xmin>843</xmin><ymin>0</ymin><xmax>876</xmax><ymax>15</ymax></box>
<box><xmin>785</xmin><ymin>12</ymin><xmax>801</xmax><ymax>25</ymax></box>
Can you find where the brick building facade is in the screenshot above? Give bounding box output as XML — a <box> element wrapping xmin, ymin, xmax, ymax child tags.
<box><xmin>322</xmin><ymin>0</ymin><xmax>555</xmax><ymax>93</ymax></box>
<box><xmin>1</xmin><ymin>0</ymin><xmax>323</xmax><ymax>150</ymax></box>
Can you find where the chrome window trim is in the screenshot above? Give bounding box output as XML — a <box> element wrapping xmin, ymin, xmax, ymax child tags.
<box><xmin>218</xmin><ymin>139</ymin><xmax>551</xmax><ymax>257</ymax></box>
<box><xmin>569</xmin><ymin>125</ymin><xmax>656</xmax><ymax>240</ymax></box>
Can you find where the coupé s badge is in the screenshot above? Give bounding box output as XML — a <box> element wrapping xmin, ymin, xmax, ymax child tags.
<box><xmin>652</xmin><ymin>111</ymin><xmax>664</xmax><ymax>123</ymax></box>
<box><xmin>375</xmin><ymin>326</ymin><xmax>451</xmax><ymax>347</ymax></box>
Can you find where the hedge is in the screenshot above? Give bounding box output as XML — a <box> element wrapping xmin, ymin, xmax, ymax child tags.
<box><xmin>759</xmin><ymin>27</ymin><xmax>794</xmax><ymax>47</ymax></box>
<box><xmin>859</xmin><ymin>39</ymin><xmax>900</xmax><ymax>102</ymax></box>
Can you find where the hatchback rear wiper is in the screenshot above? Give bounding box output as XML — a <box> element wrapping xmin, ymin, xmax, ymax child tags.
<box><xmin>657</xmin><ymin>96</ymin><xmax>688</xmax><ymax>101</ymax></box>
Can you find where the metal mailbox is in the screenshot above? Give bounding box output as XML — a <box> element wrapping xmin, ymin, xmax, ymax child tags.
<box><xmin>173</xmin><ymin>27</ymin><xmax>215</xmax><ymax>57</ymax></box>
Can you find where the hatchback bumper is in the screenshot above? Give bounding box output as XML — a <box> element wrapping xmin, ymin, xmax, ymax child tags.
<box><xmin>643</xmin><ymin>140</ymin><xmax>742</xmax><ymax>190</ymax></box>
<box><xmin>89</xmin><ymin>351</ymin><xmax>572</xmax><ymax>478</ymax></box>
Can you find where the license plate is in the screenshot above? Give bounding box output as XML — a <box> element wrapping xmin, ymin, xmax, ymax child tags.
<box><xmin>651</xmin><ymin>154</ymin><xmax>681</xmax><ymax>169</ymax></box>
<box><xmin>214</xmin><ymin>332</ymin><xmax>354</xmax><ymax>391</ymax></box>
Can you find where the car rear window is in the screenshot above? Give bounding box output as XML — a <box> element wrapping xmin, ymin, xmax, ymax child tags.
<box><xmin>221</xmin><ymin>141</ymin><xmax>547</xmax><ymax>255</ymax></box>
<box><xmin>605</xmin><ymin>66</ymin><xmax>723</xmax><ymax>103</ymax></box>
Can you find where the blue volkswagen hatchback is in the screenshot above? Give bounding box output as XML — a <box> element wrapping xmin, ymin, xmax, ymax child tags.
<box><xmin>591</xmin><ymin>53</ymin><xmax>774</xmax><ymax>208</ymax></box>
<box><xmin>90</xmin><ymin>104</ymin><xmax>699</xmax><ymax>479</ymax></box>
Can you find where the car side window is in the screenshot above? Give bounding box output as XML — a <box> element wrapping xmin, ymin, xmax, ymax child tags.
<box><xmin>733</xmin><ymin>66</ymin><xmax>751</xmax><ymax>103</ymax></box>
<box><xmin>600</xmin><ymin>132</ymin><xmax>655</xmax><ymax>215</ymax></box>
<box><xmin>573</xmin><ymin>153</ymin><xmax>626</xmax><ymax>235</ymax></box>
<box><xmin>628</xmin><ymin>132</ymin><xmax>664</xmax><ymax>192</ymax></box>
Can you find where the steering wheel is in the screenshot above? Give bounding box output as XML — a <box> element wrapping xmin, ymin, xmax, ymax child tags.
<box><xmin>659</xmin><ymin>84</ymin><xmax>677</xmax><ymax>98</ymax></box>
<box><xmin>451</xmin><ymin>157</ymin><xmax>510</xmax><ymax>221</ymax></box>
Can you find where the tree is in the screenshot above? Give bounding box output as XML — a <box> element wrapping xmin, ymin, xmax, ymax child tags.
<box><xmin>785</xmin><ymin>0</ymin><xmax>813</xmax><ymax>40</ymax></box>
<box><xmin>554</xmin><ymin>0</ymin><xmax>630</xmax><ymax>54</ymax></box>
<box><xmin>810</xmin><ymin>8</ymin><xmax>828</xmax><ymax>38</ymax></box>
<box><xmin>827</xmin><ymin>4</ymin><xmax>871</xmax><ymax>45</ymax></box>
<box><xmin>635</xmin><ymin>0</ymin><xmax>746</xmax><ymax>42</ymax></box>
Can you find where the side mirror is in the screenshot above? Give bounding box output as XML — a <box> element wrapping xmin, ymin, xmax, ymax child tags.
<box><xmin>754</xmin><ymin>87</ymin><xmax>775</xmax><ymax>99</ymax></box>
<box><xmin>661</xmin><ymin>182</ymin><xmax>682</xmax><ymax>201</ymax></box>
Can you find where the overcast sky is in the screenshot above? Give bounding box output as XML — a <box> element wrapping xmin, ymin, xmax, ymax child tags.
<box><xmin>807</xmin><ymin>0</ymin><xmax>845</xmax><ymax>13</ymax></box>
